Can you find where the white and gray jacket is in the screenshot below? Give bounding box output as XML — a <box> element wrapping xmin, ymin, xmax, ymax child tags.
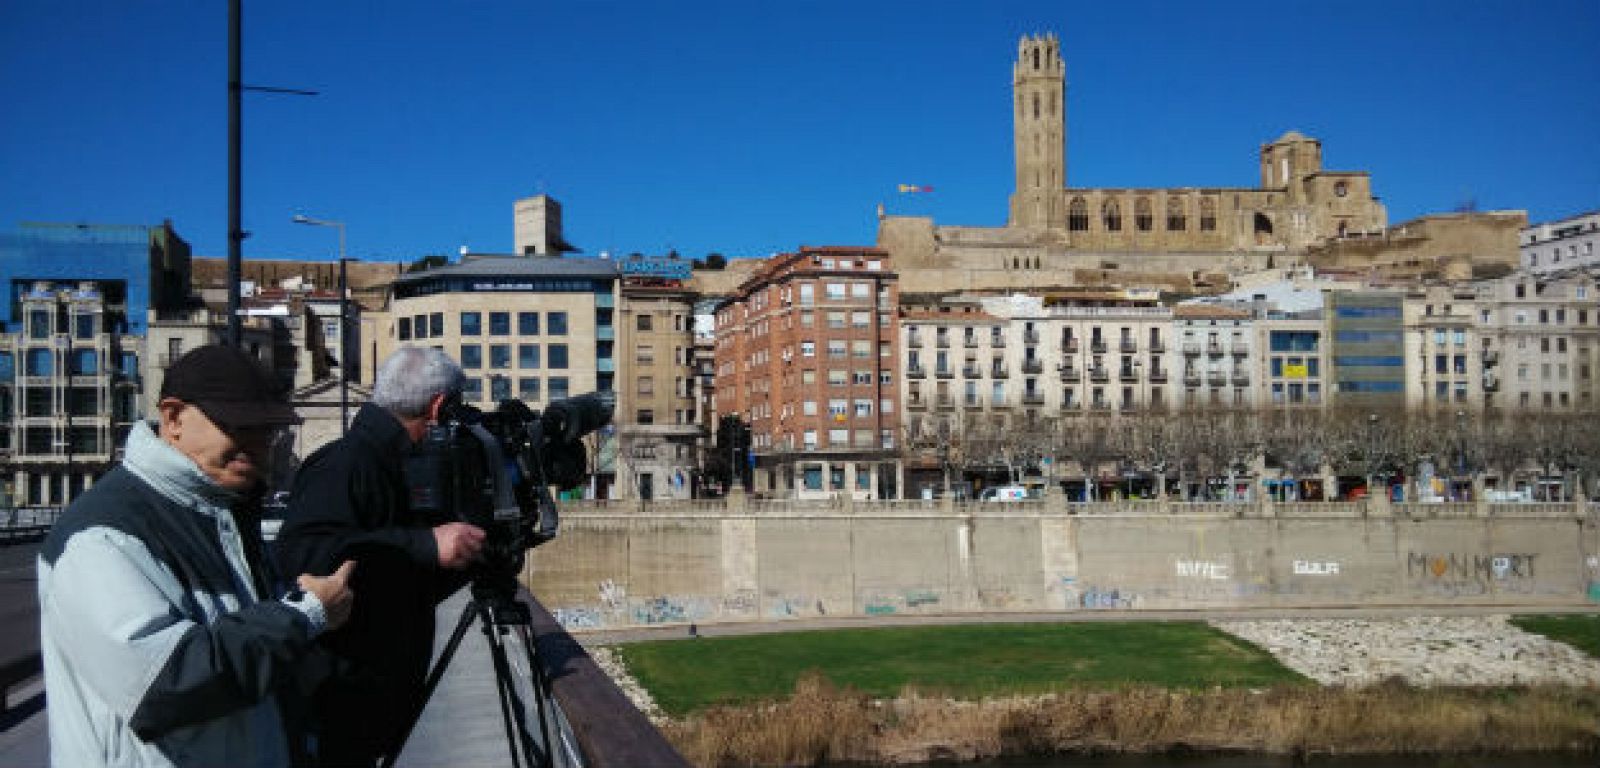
<box><xmin>38</xmin><ymin>422</ymin><xmax>327</xmax><ymax>767</ymax></box>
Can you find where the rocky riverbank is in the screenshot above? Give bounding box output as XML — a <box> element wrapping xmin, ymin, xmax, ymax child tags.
<box><xmin>1211</xmin><ymin>615</ymin><xmax>1600</xmax><ymax>687</ymax></box>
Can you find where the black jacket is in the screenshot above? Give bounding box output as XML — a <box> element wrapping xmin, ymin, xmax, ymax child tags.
<box><xmin>274</xmin><ymin>403</ymin><xmax>468</xmax><ymax>752</ymax></box>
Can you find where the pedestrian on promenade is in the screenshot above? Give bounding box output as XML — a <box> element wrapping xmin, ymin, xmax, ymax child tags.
<box><xmin>276</xmin><ymin>346</ymin><xmax>486</xmax><ymax>767</ymax></box>
<box><xmin>38</xmin><ymin>345</ymin><xmax>356</xmax><ymax>767</ymax></box>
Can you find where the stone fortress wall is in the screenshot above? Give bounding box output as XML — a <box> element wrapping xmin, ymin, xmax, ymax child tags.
<box><xmin>527</xmin><ymin>500</ymin><xmax>1600</xmax><ymax>630</ymax></box>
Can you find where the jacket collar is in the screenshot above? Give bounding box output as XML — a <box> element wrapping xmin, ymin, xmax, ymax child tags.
<box><xmin>349</xmin><ymin>402</ymin><xmax>415</xmax><ymax>461</ymax></box>
<box><xmin>122</xmin><ymin>420</ymin><xmax>241</xmax><ymax>513</ymax></box>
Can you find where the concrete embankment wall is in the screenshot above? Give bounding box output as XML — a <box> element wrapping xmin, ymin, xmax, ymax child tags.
<box><xmin>524</xmin><ymin>500</ymin><xmax>1600</xmax><ymax>630</ymax></box>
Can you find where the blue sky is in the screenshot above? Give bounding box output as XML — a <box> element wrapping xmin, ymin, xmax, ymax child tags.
<box><xmin>2</xmin><ymin>1</ymin><xmax>1596</xmax><ymax>265</ymax></box>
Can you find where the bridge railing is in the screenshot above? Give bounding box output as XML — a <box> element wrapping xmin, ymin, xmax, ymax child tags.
<box><xmin>0</xmin><ymin>507</ymin><xmax>61</xmax><ymax>542</ymax></box>
<box><xmin>520</xmin><ymin>585</ymin><xmax>690</xmax><ymax>767</ymax></box>
<box><xmin>556</xmin><ymin>498</ymin><xmax>1597</xmax><ymax>520</ymax></box>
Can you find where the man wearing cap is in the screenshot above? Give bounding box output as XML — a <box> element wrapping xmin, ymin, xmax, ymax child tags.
<box><xmin>38</xmin><ymin>344</ymin><xmax>356</xmax><ymax>767</ymax></box>
<box><xmin>276</xmin><ymin>346</ymin><xmax>486</xmax><ymax>767</ymax></box>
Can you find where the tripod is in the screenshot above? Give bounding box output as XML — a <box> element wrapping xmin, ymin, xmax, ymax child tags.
<box><xmin>380</xmin><ymin>576</ymin><xmax>558</xmax><ymax>768</ymax></box>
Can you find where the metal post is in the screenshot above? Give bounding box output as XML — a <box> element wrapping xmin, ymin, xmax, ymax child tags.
<box><xmin>227</xmin><ymin>0</ymin><xmax>243</xmax><ymax>348</ymax></box>
<box><xmin>338</xmin><ymin>252</ymin><xmax>348</xmax><ymax>434</ymax></box>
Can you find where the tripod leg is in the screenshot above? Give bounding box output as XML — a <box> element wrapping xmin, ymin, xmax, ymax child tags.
<box><xmin>482</xmin><ymin>615</ymin><xmax>547</xmax><ymax>768</ymax></box>
<box><xmin>379</xmin><ymin>599</ymin><xmax>480</xmax><ymax>768</ymax></box>
<box><xmin>513</xmin><ymin>623</ymin><xmax>557</xmax><ymax>768</ymax></box>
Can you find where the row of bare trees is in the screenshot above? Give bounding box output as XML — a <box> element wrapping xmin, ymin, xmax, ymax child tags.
<box><xmin>902</xmin><ymin>406</ymin><xmax>1600</xmax><ymax>501</ymax></box>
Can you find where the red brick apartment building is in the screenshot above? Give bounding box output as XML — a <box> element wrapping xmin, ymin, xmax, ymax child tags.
<box><xmin>713</xmin><ymin>247</ymin><xmax>901</xmax><ymax>499</ymax></box>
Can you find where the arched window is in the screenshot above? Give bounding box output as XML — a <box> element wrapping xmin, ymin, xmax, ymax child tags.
<box><xmin>1166</xmin><ymin>198</ymin><xmax>1186</xmax><ymax>231</ymax></box>
<box><xmin>1050</xmin><ymin>92</ymin><xmax>1057</xmax><ymax>116</ymax></box>
<box><xmin>1068</xmin><ymin>197</ymin><xmax>1088</xmax><ymax>231</ymax></box>
<box><xmin>1102</xmin><ymin>199</ymin><xmax>1122</xmax><ymax>232</ymax></box>
<box><xmin>1134</xmin><ymin>197</ymin><xmax>1153</xmax><ymax>232</ymax></box>
<box><xmin>1033</xmin><ymin>48</ymin><xmax>1040</xmax><ymax>69</ymax></box>
<box><xmin>1032</xmin><ymin>94</ymin><xmax>1040</xmax><ymax>120</ymax></box>
<box><xmin>1199</xmin><ymin>197</ymin><xmax>1218</xmax><ymax>232</ymax></box>
<box><xmin>1254</xmin><ymin>212</ymin><xmax>1274</xmax><ymax>235</ymax></box>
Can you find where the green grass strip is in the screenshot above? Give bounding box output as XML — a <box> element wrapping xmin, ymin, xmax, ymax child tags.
<box><xmin>615</xmin><ymin>621</ymin><xmax>1309</xmax><ymax>715</ymax></box>
<box><xmin>1511</xmin><ymin>614</ymin><xmax>1600</xmax><ymax>658</ymax></box>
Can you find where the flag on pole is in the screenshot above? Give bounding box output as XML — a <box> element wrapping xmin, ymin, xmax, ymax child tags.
<box><xmin>897</xmin><ymin>184</ymin><xmax>934</xmax><ymax>194</ymax></box>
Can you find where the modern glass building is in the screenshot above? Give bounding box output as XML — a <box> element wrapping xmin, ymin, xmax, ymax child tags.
<box><xmin>1327</xmin><ymin>291</ymin><xmax>1406</xmax><ymax>408</ymax></box>
<box><xmin>0</xmin><ymin>221</ymin><xmax>192</xmax><ymax>505</ymax></box>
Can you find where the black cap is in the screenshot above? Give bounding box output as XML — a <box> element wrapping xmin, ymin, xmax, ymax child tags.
<box><xmin>159</xmin><ymin>345</ymin><xmax>303</xmax><ymax>429</ymax></box>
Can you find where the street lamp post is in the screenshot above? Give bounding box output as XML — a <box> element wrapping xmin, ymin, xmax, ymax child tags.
<box><xmin>291</xmin><ymin>215</ymin><xmax>349</xmax><ymax>434</ymax></box>
<box><xmin>1366</xmin><ymin>412</ymin><xmax>1379</xmax><ymax>501</ymax></box>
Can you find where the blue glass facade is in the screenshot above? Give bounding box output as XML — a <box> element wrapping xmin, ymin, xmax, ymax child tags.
<box><xmin>0</xmin><ymin>222</ymin><xmax>191</xmax><ymax>335</ymax></box>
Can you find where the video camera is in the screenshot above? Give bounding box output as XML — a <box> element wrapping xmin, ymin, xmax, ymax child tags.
<box><xmin>404</xmin><ymin>391</ymin><xmax>615</xmax><ymax>584</ymax></box>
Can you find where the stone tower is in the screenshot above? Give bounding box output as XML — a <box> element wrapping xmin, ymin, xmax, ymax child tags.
<box><xmin>1009</xmin><ymin>33</ymin><xmax>1065</xmax><ymax>228</ymax></box>
<box><xmin>1259</xmin><ymin>131</ymin><xmax>1322</xmax><ymax>204</ymax></box>
<box><xmin>513</xmin><ymin>194</ymin><xmax>564</xmax><ymax>256</ymax></box>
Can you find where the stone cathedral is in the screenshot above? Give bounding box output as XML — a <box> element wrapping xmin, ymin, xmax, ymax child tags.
<box><xmin>877</xmin><ymin>33</ymin><xmax>1391</xmax><ymax>294</ymax></box>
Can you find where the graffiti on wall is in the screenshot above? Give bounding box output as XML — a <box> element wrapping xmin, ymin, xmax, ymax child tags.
<box><xmin>553</xmin><ymin>607</ymin><xmax>602</xmax><ymax>630</ymax></box>
<box><xmin>1406</xmin><ymin>552</ymin><xmax>1538</xmax><ymax>593</ymax></box>
<box><xmin>1175</xmin><ymin>560</ymin><xmax>1231</xmax><ymax>580</ymax></box>
<box><xmin>862</xmin><ymin>588</ymin><xmax>943</xmax><ymax>616</ymax></box>
<box><xmin>766</xmin><ymin>593</ymin><xmax>827</xmax><ymax>619</ymax></box>
<box><xmin>1293</xmin><ymin>560</ymin><xmax>1341</xmax><ymax>575</ymax></box>
<box><xmin>1080</xmin><ymin>586</ymin><xmax>1138</xmax><ymax>609</ymax></box>
<box><xmin>722</xmin><ymin>589</ymin><xmax>758</xmax><ymax>615</ymax></box>
<box><xmin>1587</xmin><ymin>556</ymin><xmax>1600</xmax><ymax>603</ymax></box>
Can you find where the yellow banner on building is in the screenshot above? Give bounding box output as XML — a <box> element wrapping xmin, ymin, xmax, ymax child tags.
<box><xmin>1284</xmin><ymin>364</ymin><xmax>1309</xmax><ymax>379</ymax></box>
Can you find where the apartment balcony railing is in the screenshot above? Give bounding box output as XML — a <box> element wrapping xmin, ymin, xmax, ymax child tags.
<box><xmin>1060</xmin><ymin>366</ymin><xmax>1082</xmax><ymax>382</ymax></box>
<box><xmin>1023</xmin><ymin>328</ymin><xmax>1041</xmax><ymax>344</ymax></box>
<box><xmin>964</xmin><ymin>336</ymin><xmax>980</xmax><ymax>348</ymax></box>
<box><xmin>935</xmin><ymin>366</ymin><xmax>954</xmax><ymax>378</ymax></box>
<box><xmin>1062</xmin><ymin>338</ymin><xmax>1080</xmax><ymax>354</ymax></box>
<box><xmin>935</xmin><ymin>394</ymin><xmax>955</xmax><ymax>410</ymax></box>
<box><xmin>1119</xmin><ymin>367</ymin><xmax>1138</xmax><ymax>381</ymax></box>
<box><xmin>935</xmin><ymin>335</ymin><xmax>950</xmax><ymax>348</ymax></box>
<box><xmin>907</xmin><ymin>364</ymin><xmax>926</xmax><ymax>378</ymax></box>
<box><xmin>962</xmin><ymin>364</ymin><xmax>983</xmax><ymax>378</ymax></box>
<box><xmin>1062</xmin><ymin>399</ymin><xmax>1081</xmax><ymax>410</ymax></box>
<box><xmin>1090</xmin><ymin>401</ymin><xmax>1111</xmax><ymax>411</ymax></box>
<box><xmin>1232</xmin><ymin>371</ymin><xmax>1251</xmax><ymax>385</ymax></box>
<box><xmin>1119</xmin><ymin>339</ymin><xmax>1137</xmax><ymax>353</ymax></box>
<box><xmin>1207</xmin><ymin>371</ymin><xmax>1227</xmax><ymax>386</ymax></box>
<box><xmin>1022</xmin><ymin>391</ymin><xmax>1045</xmax><ymax>405</ymax></box>
<box><xmin>1182</xmin><ymin>341</ymin><xmax>1202</xmax><ymax>355</ymax></box>
<box><xmin>1149</xmin><ymin>368</ymin><xmax>1168</xmax><ymax>382</ymax></box>
<box><xmin>1483</xmin><ymin>350</ymin><xmax>1499</xmax><ymax>366</ymax></box>
<box><xmin>963</xmin><ymin>394</ymin><xmax>981</xmax><ymax>407</ymax></box>
<box><xmin>991</xmin><ymin>336</ymin><xmax>1007</xmax><ymax>348</ymax></box>
<box><xmin>991</xmin><ymin>365</ymin><xmax>1010</xmax><ymax>379</ymax></box>
<box><xmin>1089</xmin><ymin>367</ymin><xmax>1109</xmax><ymax>382</ymax></box>
<box><xmin>1149</xmin><ymin>339</ymin><xmax>1167</xmax><ymax>353</ymax></box>
<box><xmin>908</xmin><ymin>395</ymin><xmax>928</xmax><ymax>409</ymax></box>
<box><xmin>1022</xmin><ymin>359</ymin><xmax>1043</xmax><ymax>374</ymax></box>
<box><xmin>1183</xmin><ymin>371</ymin><xmax>1201</xmax><ymax>386</ymax></box>
<box><xmin>907</xmin><ymin>334</ymin><xmax>923</xmax><ymax>348</ymax></box>
<box><xmin>1207</xmin><ymin>342</ymin><xmax>1224</xmax><ymax>355</ymax></box>
<box><xmin>1231</xmin><ymin>344</ymin><xmax>1250</xmax><ymax>356</ymax></box>
<box><xmin>1090</xmin><ymin>339</ymin><xmax>1108</xmax><ymax>353</ymax></box>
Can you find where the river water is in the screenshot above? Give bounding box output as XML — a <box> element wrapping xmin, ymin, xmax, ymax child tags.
<box><xmin>951</xmin><ymin>754</ymin><xmax>1593</xmax><ymax>767</ymax></box>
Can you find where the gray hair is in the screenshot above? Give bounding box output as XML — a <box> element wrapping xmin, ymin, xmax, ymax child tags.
<box><xmin>372</xmin><ymin>346</ymin><xmax>465</xmax><ymax>417</ymax></box>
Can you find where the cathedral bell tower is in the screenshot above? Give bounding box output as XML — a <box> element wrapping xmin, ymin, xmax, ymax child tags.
<box><xmin>1009</xmin><ymin>33</ymin><xmax>1065</xmax><ymax>228</ymax></box>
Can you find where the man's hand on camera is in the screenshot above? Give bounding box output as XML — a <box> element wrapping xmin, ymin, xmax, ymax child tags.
<box><xmin>299</xmin><ymin>560</ymin><xmax>356</xmax><ymax>630</ymax></box>
<box><xmin>433</xmin><ymin>522</ymin><xmax>486</xmax><ymax>569</ymax></box>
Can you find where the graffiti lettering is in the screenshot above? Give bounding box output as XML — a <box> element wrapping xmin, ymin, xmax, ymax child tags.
<box><xmin>1080</xmin><ymin>586</ymin><xmax>1136</xmax><ymax>609</ymax></box>
<box><xmin>599</xmin><ymin>579</ymin><xmax>626</xmax><ymax>608</ymax></box>
<box><xmin>1175</xmin><ymin>560</ymin><xmax>1231</xmax><ymax>580</ymax></box>
<box><xmin>1293</xmin><ymin>560</ymin><xmax>1340</xmax><ymax>575</ymax></box>
<box><xmin>553</xmin><ymin>607</ymin><xmax>602</xmax><ymax>630</ymax></box>
<box><xmin>1406</xmin><ymin>552</ymin><xmax>1538</xmax><ymax>584</ymax></box>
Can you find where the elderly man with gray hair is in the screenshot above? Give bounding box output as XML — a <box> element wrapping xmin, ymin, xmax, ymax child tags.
<box><xmin>276</xmin><ymin>346</ymin><xmax>487</xmax><ymax>767</ymax></box>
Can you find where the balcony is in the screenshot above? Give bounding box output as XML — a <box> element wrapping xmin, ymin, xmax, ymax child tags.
<box><xmin>962</xmin><ymin>364</ymin><xmax>983</xmax><ymax>378</ymax></box>
<box><xmin>1230</xmin><ymin>344</ymin><xmax>1249</xmax><ymax>356</ymax></box>
<box><xmin>1119</xmin><ymin>367</ymin><xmax>1138</xmax><ymax>381</ymax></box>
<box><xmin>1023</xmin><ymin>328</ymin><xmax>1041</xmax><ymax>344</ymax></box>
<box><xmin>1022</xmin><ymin>358</ymin><xmax>1043</xmax><ymax>374</ymax></box>
<box><xmin>1149</xmin><ymin>368</ymin><xmax>1168</xmax><ymax>382</ymax></box>
<box><xmin>1119</xmin><ymin>339</ymin><xmax>1137</xmax><ymax>353</ymax></box>
<box><xmin>990</xmin><ymin>336</ymin><xmax>1007</xmax><ymax>348</ymax></box>
<box><xmin>1090</xmin><ymin>400</ymin><xmax>1111</xmax><ymax>411</ymax></box>
<box><xmin>990</xmin><ymin>365</ymin><xmax>1010</xmax><ymax>379</ymax></box>
<box><xmin>1483</xmin><ymin>372</ymin><xmax>1499</xmax><ymax>391</ymax></box>
<box><xmin>1182</xmin><ymin>341</ymin><xmax>1202</xmax><ymax>355</ymax></box>
<box><xmin>1089</xmin><ymin>366</ymin><xmax>1109</xmax><ymax>382</ymax></box>
<box><xmin>908</xmin><ymin>395</ymin><xmax>929</xmax><ymax>409</ymax></box>
<box><xmin>1022</xmin><ymin>391</ymin><xmax>1045</xmax><ymax>405</ymax></box>
<box><xmin>1150</xmin><ymin>339</ymin><xmax>1167</xmax><ymax>353</ymax></box>
<box><xmin>1483</xmin><ymin>350</ymin><xmax>1499</xmax><ymax>366</ymax></box>
<box><xmin>1062</xmin><ymin>399</ymin><xmax>1081</xmax><ymax>410</ymax></box>
<box><xmin>964</xmin><ymin>336</ymin><xmax>979</xmax><ymax>348</ymax></box>
<box><xmin>935</xmin><ymin>335</ymin><xmax>950</xmax><ymax>348</ymax></box>
<box><xmin>1183</xmin><ymin>371</ymin><xmax>1201</xmax><ymax>386</ymax></box>
<box><xmin>907</xmin><ymin>334</ymin><xmax>923</xmax><ymax>348</ymax></box>
<box><xmin>1207</xmin><ymin>371</ymin><xmax>1226</xmax><ymax>386</ymax></box>
<box><xmin>907</xmin><ymin>364</ymin><xmax>927</xmax><ymax>378</ymax></box>
<box><xmin>1062</xmin><ymin>338</ymin><xmax>1079</xmax><ymax>354</ymax></box>
<box><xmin>935</xmin><ymin>394</ymin><xmax>955</xmax><ymax>410</ymax></box>
<box><xmin>1090</xmin><ymin>339</ymin><xmax>1108</xmax><ymax>353</ymax></box>
<box><xmin>1059</xmin><ymin>366</ymin><xmax>1081</xmax><ymax>382</ymax></box>
<box><xmin>1232</xmin><ymin>371</ymin><xmax>1250</xmax><ymax>385</ymax></box>
<box><xmin>1207</xmin><ymin>342</ymin><xmax>1224</xmax><ymax>356</ymax></box>
<box><xmin>935</xmin><ymin>365</ymin><xmax>954</xmax><ymax>378</ymax></box>
<box><xmin>963</xmin><ymin>395</ymin><xmax>981</xmax><ymax>407</ymax></box>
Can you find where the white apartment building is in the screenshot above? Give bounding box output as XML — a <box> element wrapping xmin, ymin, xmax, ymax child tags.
<box><xmin>1522</xmin><ymin>210</ymin><xmax>1600</xmax><ymax>274</ymax></box>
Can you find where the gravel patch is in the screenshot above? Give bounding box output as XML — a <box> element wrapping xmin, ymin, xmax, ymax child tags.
<box><xmin>586</xmin><ymin>645</ymin><xmax>665</xmax><ymax>722</ymax></box>
<box><xmin>1214</xmin><ymin>615</ymin><xmax>1600</xmax><ymax>687</ymax></box>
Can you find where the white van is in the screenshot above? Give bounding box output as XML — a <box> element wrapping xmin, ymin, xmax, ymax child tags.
<box><xmin>979</xmin><ymin>486</ymin><xmax>1030</xmax><ymax>502</ymax></box>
